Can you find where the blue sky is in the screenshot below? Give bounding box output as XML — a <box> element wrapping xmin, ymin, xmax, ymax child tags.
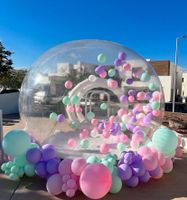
<box><xmin>0</xmin><ymin>0</ymin><xmax>187</xmax><ymax>69</ymax></box>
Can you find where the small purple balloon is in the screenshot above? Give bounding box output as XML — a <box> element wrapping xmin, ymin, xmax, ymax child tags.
<box><xmin>132</xmin><ymin>126</ymin><xmax>141</xmax><ymax>133</ymax></box>
<box><xmin>149</xmin><ymin>166</ymin><xmax>160</xmax><ymax>177</ymax></box>
<box><xmin>118</xmin><ymin>164</ymin><xmax>132</xmax><ymax>181</ymax></box>
<box><xmin>46</xmin><ymin>159</ymin><xmax>60</xmax><ymax>175</ymax></box>
<box><xmin>128</xmin><ymin>89</ymin><xmax>136</xmax><ymax>96</ymax></box>
<box><xmin>126</xmin><ymin>78</ymin><xmax>133</xmax><ymax>85</ymax></box>
<box><xmin>114</xmin><ymin>58</ymin><xmax>122</xmax><ymax>66</ymax></box>
<box><xmin>95</xmin><ymin>65</ymin><xmax>105</xmax><ymax>74</ymax></box>
<box><xmin>126</xmin><ymin>124</ymin><xmax>134</xmax><ymax>132</ymax></box>
<box><xmin>125</xmin><ymin>175</ymin><xmax>139</xmax><ymax>187</ymax></box>
<box><xmin>123</xmin><ymin>152</ymin><xmax>135</xmax><ymax>165</ymax></box>
<box><xmin>57</xmin><ymin>114</ymin><xmax>65</xmax><ymax>122</ymax></box>
<box><xmin>118</xmin><ymin>52</ymin><xmax>126</xmax><ymax>60</ymax></box>
<box><xmin>42</xmin><ymin>144</ymin><xmax>56</xmax><ymax>161</ymax></box>
<box><xmin>98</xmin><ymin>122</ymin><xmax>104</xmax><ymax>131</ymax></box>
<box><xmin>145</xmin><ymin>92</ymin><xmax>152</xmax><ymax>100</ymax></box>
<box><xmin>35</xmin><ymin>161</ymin><xmax>47</xmax><ymax>178</ymax></box>
<box><xmin>26</xmin><ymin>147</ymin><xmax>42</xmax><ymax>164</ymax></box>
<box><xmin>120</xmin><ymin>95</ymin><xmax>128</xmax><ymax>103</ymax></box>
<box><xmin>131</xmin><ymin>163</ymin><xmax>145</xmax><ymax>177</ymax></box>
<box><xmin>139</xmin><ymin>171</ymin><xmax>150</xmax><ymax>183</ymax></box>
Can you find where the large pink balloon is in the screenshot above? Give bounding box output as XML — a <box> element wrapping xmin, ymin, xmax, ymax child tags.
<box><xmin>46</xmin><ymin>173</ymin><xmax>62</xmax><ymax>195</ymax></box>
<box><xmin>80</xmin><ymin>164</ymin><xmax>112</xmax><ymax>199</ymax></box>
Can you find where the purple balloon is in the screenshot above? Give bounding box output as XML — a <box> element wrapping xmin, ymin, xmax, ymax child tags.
<box><xmin>120</xmin><ymin>95</ymin><xmax>128</xmax><ymax>103</ymax></box>
<box><xmin>131</xmin><ymin>116</ymin><xmax>137</xmax><ymax>123</ymax></box>
<box><xmin>35</xmin><ymin>161</ymin><xmax>47</xmax><ymax>178</ymax></box>
<box><xmin>118</xmin><ymin>164</ymin><xmax>132</xmax><ymax>181</ymax></box>
<box><xmin>26</xmin><ymin>148</ymin><xmax>42</xmax><ymax>164</ymax></box>
<box><xmin>46</xmin><ymin>159</ymin><xmax>60</xmax><ymax>175</ymax></box>
<box><xmin>114</xmin><ymin>58</ymin><xmax>122</xmax><ymax>66</ymax></box>
<box><xmin>131</xmin><ymin>162</ymin><xmax>145</xmax><ymax>177</ymax></box>
<box><xmin>123</xmin><ymin>152</ymin><xmax>135</xmax><ymax>165</ymax></box>
<box><xmin>95</xmin><ymin>65</ymin><xmax>105</xmax><ymax>74</ymax></box>
<box><xmin>132</xmin><ymin>126</ymin><xmax>141</xmax><ymax>133</ymax></box>
<box><xmin>135</xmin><ymin>130</ymin><xmax>144</xmax><ymax>137</ymax></box>
<box><xmin>126</xmin><ymin>78</ymin><xmax>133</xmax><ymax>85</ymax></box>
<box><xmin>111</xmin><ymin>123</ymin><xmax>120</xmax><ymax>135</ymax></box>
<box><xmin>125</xmin><ymin>175</ymin><xmax>139</xmax><ymax>187</ymax></box>
<box><xmin>98</xmin><ymin>122</ymin><xmax>104</xmax><ymax>131</ymax></box>
<box><xmin>126</xmin><ymin>124</ymin><xmax>134</xmax><ymax>132</ymax></box>
<box><xmin>42</xmin><ymin>144</ymin><xmax>56</xmax><ymax>161</ymax></box>
<box><xmin>57</xmin><ymin>114</ymin><xmax>65</xmax><ymax>122</ymax></box>
<box><xmin>149</xmin><ymin>166</ymin><xmax>160</xmax><ymax>177</ymax></box>
<box><xmin>145</xmin><ymin>92</ymin><xmax>152</xmax><ymax>100</ymax></box>
<box><xmin>128</xmin><ymin>89</ymin><xmax>136</xmax><ymax>96</ymax></box>
<box><xmin>118</xmin><ymin>52</ymin><xmax>126</xmax><ymax>60</ymax></box>
<box><xmin>139</xmin><ymin>171</ymin><xmax>150</xmax><ymax>183</ymax></box>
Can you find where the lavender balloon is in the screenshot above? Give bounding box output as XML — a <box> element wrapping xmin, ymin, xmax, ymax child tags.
<box><xmin>118</xmin><ymin>164</ymin><xmax>132</xmax><ymax>181</ymax></box>
<box><xmin>139</xmin><ymin>171</ymin><xmax>150</xmax><ymax>183</ymax></box>
<box><xmin>125</xmin><ymin>175</ymin><xmax>139</xmax><ymax>187</ymax></box>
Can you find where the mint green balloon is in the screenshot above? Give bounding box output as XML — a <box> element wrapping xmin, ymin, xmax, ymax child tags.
<box><xmin>24</xmin><ymin>164</ymin><xmax>35</xmax><ymax>177</ymax></box>
<box><xmin>148</xmin><ymin>82</ymin><xmax>157</xmax><ymax>91</ymax></box>
<box><xmin>97</xmin><ymin>53</ymin><xmax>106</xmax><ymax>63</ymax></box>
<box><xmin>140</xmin><ymin>72</ymin><xmax>151</xmax><ymax>82</ymax></box>
<box><xmin>120</xmin><ymin>123</ymin><xmax>126</xmax><ymax>131</ymax></box>
<box><xmin>151</xmin><ymin>101</ymin><xmax>160</xmax><ymax>110</ymax></box>
<box><xmin>14</xmin><ymin>155</ymin><xmax>28</xmax><ymax>167</ymax></box>
<box><xmin>1</xmin><ymin>163</ymin><xmax>7</xmax><ymax>171</ymax></box>
<box><xmin>100</xmin><ymin>103</ymin><xmax>108</xmax><ymax>110</ymax></box>
<box><xmin>11</xmin><ymin>165</ymin><xmax>19</xmax><ymax>174</ymax></box>
<box><xmin>70</xmin><ymin>95</ymin><xmax>80</xmax><ymax>105</ymax></box>
<box><xmin>80</xmin><ymin>139</ymin><xmax>89</xmax><ymax>148</ymax></box>
<box><xmin>87</xmin><ymin>155</ymin><xmax>100</xmax><ymax>164</ymax></box>
<box><xmin>17</xmin><ymin>167</ymin><xmax>24</xmax><ymax>178</ymax></box>
<box><xmin>117</xmin><ymin>143</ymin><xmax>126</xmax><ymax>152</ymax></box>
<box><xmin>49</xmin><ymin>112</ymin><xmax>57</xmax><ymax>120</ymax></box>
<box><xmin>2</xmin><ymin>129</ymin><xmax>31</xmax><ymax>157</ymax></box>
<box><xmin>30</xmin><ymin>143</ymin><xmax>40</xmax><ymax>149</ymax></box>
<box><xmin>5</xmin><ymin>169</ymin><xmax>11</xmax><ymax>175</ymax></box>
<box><xmin>69</xmin><ymin>121</ymin><xmax>79</xmax><ymax>129</ymax></box>
<box><xmin>102</xmin><ymin>160</ymin><xmax>114</xmax><ymax>174</ymax></box>
<box><xmin>107</xmin><ymin>157</ymin><xmax>116</xmax><ymax>165</ymax></box>
<box><xmin>110</xmin><ymin>174</ymin><xmax>122</xmax><ymax>194</ymax></box>
<box><xmin>62</xmin><ymin>96</ymin><xmax>70</xmax><ymax>105</ymax></box>
<box><xmin>6</xmin><ymin>161</ymin><xmax>14</xmax><ymax>169</ymax></box>
<box><xmin>152</xmin><ymin>128</ymin><xmax>178</xmax><ymax>157</ymax></box>
<box><xmin>108</xmin><ymin>69</ymin><xmax>116</xmax><ymax>77</ymax></box>
<box><xmin>86</xmin><ymin>111</ymin><xmax>95</xmax><ymax>120</ymax></box>
<box><xmin>9</xmin><ymin>173</ymin><xmax>19</xmax><ymax>181</ymax></box>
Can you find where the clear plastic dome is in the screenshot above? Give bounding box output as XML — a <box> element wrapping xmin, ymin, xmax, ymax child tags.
<box><xmin>19</xmin><ymin>40</ymin><xmax>164</xmax><ymax>158</ymax></box>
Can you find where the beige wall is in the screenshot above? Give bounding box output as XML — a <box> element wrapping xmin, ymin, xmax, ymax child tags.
<box><xmin>158</xmin><ymin>76</ymin><xmax>172</xmax><ymax>102</ymax></box>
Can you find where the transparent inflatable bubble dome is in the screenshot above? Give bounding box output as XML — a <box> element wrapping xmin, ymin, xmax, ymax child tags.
<box><xmin>20</xmin><ymin>40</ymin><xmax>164</xmax><ymax>159</ymax></box>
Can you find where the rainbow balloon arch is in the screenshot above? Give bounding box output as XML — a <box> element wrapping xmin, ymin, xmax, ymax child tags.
<box><xmin>0</xmin><ymin>40</ymin><xmax>185</xmax><ymax>199</ymax></box>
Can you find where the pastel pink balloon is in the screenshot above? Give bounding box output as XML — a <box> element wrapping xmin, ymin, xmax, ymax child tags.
<box><xmin>157</xmin><ymin>152</ymin><xmax>166</xmax><ymax>166</ymax></box>
<box><xmin>161</xmin><ymin>158</ymin><xmax>173</xmax><ymax>173</ymax></box>
<box><xmin>142</xmin><ymin>155</ymin><xmax>158</xmax><ymax>171</ymax></box>
<box><xmin>67</xmin><ymin>105</ymin><xmax>74</xmax><ymax>113</ymax></box>
<box><xmin>128</xmin><ymin>96</ymin><xmax>135</xmax><ymax>103</ymax></box>
<box><xmin>132</xmin><ymin>133</ymin><xmax>144</xmax><ymax>143</ymax></box>
<box><xmin>66</xmin><ymin>189</ymin><xmax>76</xmax><ymax>197</ymax></box>
<box><xmin>99</xmin><ymin>70</ymin><xmax>107</xmax><ymax>78</ymax></box>
<box><xmin>149</xmin><ymin>147</ymin><xmax>158</xmax><ymax>158</ymax></box>
<box><xmin>79</xmin><ymin>132</ymin><xmax>88</xmax><ymax>139</ymax></box>
<box><xmin>130</xmin><ymin>140</ymin><xmax>139</xmax><ymax>149</ymax></box>
<box><xmin>114</xmin><ymin>135</ymin><xmax>121</xmax><ymax>143</ymax></box>
<box><xmin>107</xmin><ymin>79</ymin><xmax>118</xmax><ymax>89</ymax></box>
<box><xmin>109</xmin><ymin>115</ymin><xmax>116</xmax><ymax>123</ymax></box>
<box><xmin>91</xmin><ymin>118</ymin><xmax>98</xmax><ymax>126</ymax></box>
<box><xmin>152</xmin><ymin>91</ymin><xmax>162</xmax><ymax>101</ymax></box>
<box><xmin>137</xmin><ymin>92</ymin><xmax>145</xmax><ymax>101</ymax></box>
<box><xmin>152</xmin><ymin>167</ymin><xmax>163</xmax><ymax>179</ymax></box>
<box><xmin>80</xmin><ymin>164</ymin><xmax>112</xmax><ymax>199</ymax></box>
<box><xmin>67</xmin><ymin>138</ymin><xmax>77</xmax><ymax>147</ymax></box>
<box><xmin>134</xmin><ymin>103</ymin><xmax>143</xmax><ymax>112</ymax></box>
<box><xmin>119</xmin><ymin>134</ymin><xmax>129</xmax><ymax>143</ymax></box>
<box><xmin>100</xmin><ymin>143</ymin><xmax>109</xmax><ymax>154</ymax></box>
<box><xmin>76</xmin><ymin>106</ymin><xmax>82</xmax><ymax>113</ymax></box>
<box><xmin>123</xmin><ymin>63</ymin><xmax>131</xmax><ymax>71</ymax></box>
<box><xmin>65</xmin><ymin>80</ymin><xmax>73</xmax><ymax>89</ymax></box>
<box><xmin>104</xmin><ymin>121</ymin><xmax>111</xmax><ymax>131</ymax></box>
<box><xmin>175</xmin><ymin>147</ymin><xmax>183</xmax><ymax>157</ymax></box>
<box><xmin>46</xmin><ymin>173</ymin><xmax>63</xmax><ymax>195</ymax></box>
<box><xmin>138</xmin><ymin>146</ymin><xmax>152</xmax><ymax>157</ymax></box>
<box><xmin>152</xmin><ymin>110</ymin><xmax>161</xmax><ymax>117</ymax></box>
<box><xmin>102</xmin><ymin>130</ymin><xmax>110</xmax><ymax>138</ymax></box>
<box><xmin>58</xmin><ymin>159</ymin><xmax>73</xmax><ymax>175</ymax></box>
<box><xmin>118</xmin><ymin>108</ymin><xmax>128</xmax><ymax>117</ymax></box>
<box><xmin>71</xmin><ymin>158</ymin><xmax>87</xmax><ymax>176</ymax></box>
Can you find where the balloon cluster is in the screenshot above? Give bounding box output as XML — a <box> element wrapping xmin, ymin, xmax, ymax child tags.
<box><xmin>26</xmin><ymin>144</ymin><xmax>60</xmax><ymax>179</ymax></box>
<box><xmin>1</xmin><ymin>129</ymin><xmax>38</xmax><ymax>180</ymax></box>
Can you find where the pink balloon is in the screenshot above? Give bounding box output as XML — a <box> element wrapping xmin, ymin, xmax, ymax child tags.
<box><xmin>152</xmin><ymin>110</ymin><xmax>161</xmax><ymax>117</ymax></box>
<box><xmin>104</xmin><ymin>121</ymin><xmax>111</xmax><ymax>131</ymax></box>
<box><xmin>46</xmin><ymin>173</ymin><xmax>63</xmax><ymax>195</ymax></box>
<box><xmin>100</xmin><ymin>143</ymin><xmax>109</xmax><ymax>154</ymax></box>
<box><xmin>128</xmin><ymin>96</ymin><xmax>135</xmax><ymax>103</ymax></box>
<box><xmin>107</xmin><ymin>79</ymin><xmax>118</xmax><ymax>89</ymax></box>
<box><xmin>152</xmin><ymin>91</ymin><xmax>162</xmax><ymax>101</ymax></box>
<box><xmin>76</xmin><ymin>106</ymin><xmax>82</xmax><ymax>113</ymax></box>
<box><xmin>118</xmin><ymin>108</ymin><xmax>128</xmax><ymax>117</ymax></box>
<box><xmin>157</xmin><ymin>152</ymin><xmax>166</xmax><ymax>166</ymax></box>
<box><xmin>71</xmin><ymin>158</ymin><xmax>87</xmax><ymax>176</ymax></box>
<box><xmin>102</xmin><ymin>130</ymin><xmax>110</xmax><ymax>138</ymax></box>
<box><xmin>79</xmin><ymin>132</ymin><xmax>89</xmax><ymax>139</ymax></box>
<box><xmin>137</xmin><ymin>92</ymin><xmax>145</xmax><ymax>101</ymax></box>
<box><xmin>142</xmin><ymin>155</ymin><xmax>158</xmax><ymax>171</ymax></box>
<box><xmin>58</xmin><ymin>159</ymin><xmax>73</xmax><ymax>175</ymax></box>
<box><xmin>161</xmin><ymin>158</ymin><xmax>173</xmax><ymax>173</ymax></box>
<box><xmin>99</xmin><ymin>70</ymin><xmax>107</xmax><ymax>78</ymax></box>
<box><xmin>67</xmin><ymin>138</ymin><xmax>77</xmax><ymax>147</ymax></box>
<box><xmin>91</xmin><ymin>118</ymin><xmax>98</xmax><ymax>126</ymax></box>
<box><xmin>152</xmin><ymin>167</ymin><xmax>163</xmax><ymax>179</ymax></box>
<box><xmin>175</xmin><ymin>147</ymin><xmax>183</xmax><ymax>157</ymax></box>
<box><xmin>66</xmin><ymin>105</ymin><xmax>74</xmax><ymax>113</ymax></box>
<box><xmin>138</xmin><ymin>146</ymin><xmax>152</xmax><ymax>157</ymax></box>
<box><xmin>119</xmin><ymin>134</ymin><xmax>129</xmax><ymax>143</ymax></box>
<box><xmin>109</xmin><ymin>115</ymin><xmax>116</xmax><ymax>123</ymax></box>
<box><xmin>80</xmin><ymin>164</ymin><xmax>112</xmax><ymax>199</ymax></box>
<box><xmin>65</xmin><ymin>80</ymin><xmax>73</xmax><ymax>89</ymax></box>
